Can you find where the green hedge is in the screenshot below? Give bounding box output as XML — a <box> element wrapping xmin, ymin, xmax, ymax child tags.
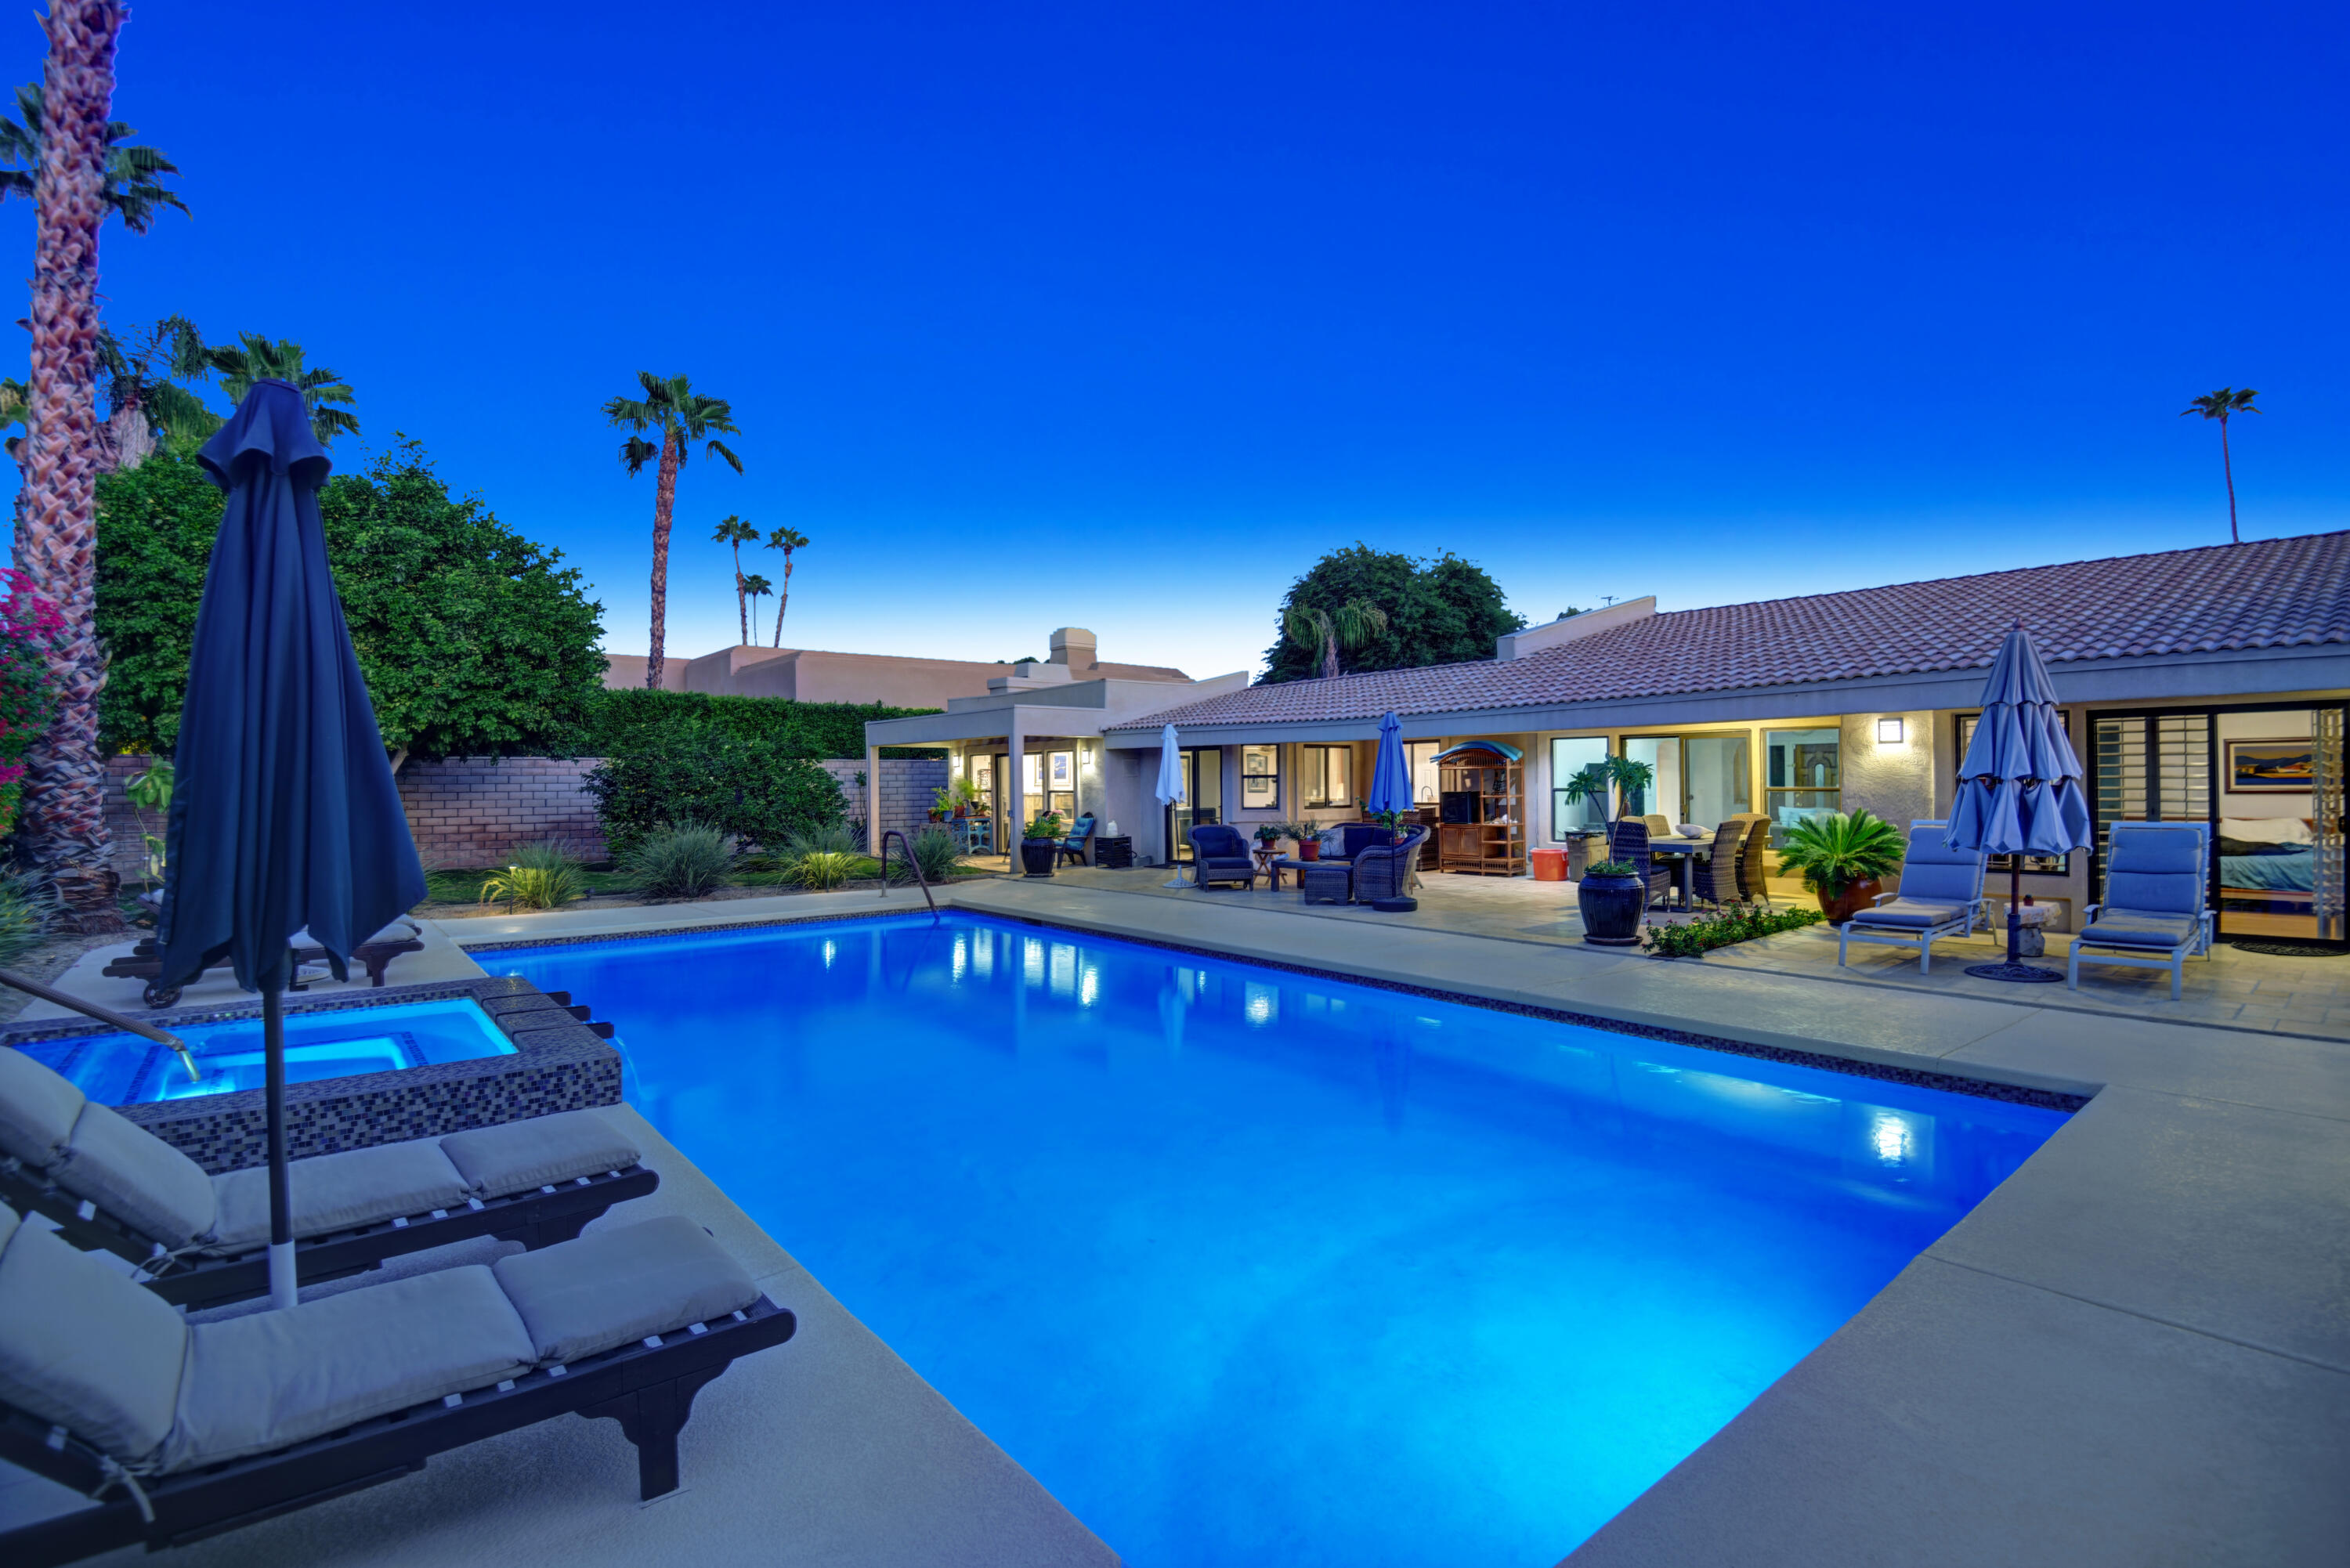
<box><xmin>582</xmin><ymin>688</ymin><xmax>945</xmax><ymax>760</ymax></box>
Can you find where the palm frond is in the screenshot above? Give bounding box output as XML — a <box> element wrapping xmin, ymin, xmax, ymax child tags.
<box><xmin>616</xmin><ymin>434</ymin><xmax>660</xmax><ymax>475</ymax></box>
<box><xmin>703</xmin><ymin>436</ymin><xmax>743</xmax><ymax>473</ymax></box>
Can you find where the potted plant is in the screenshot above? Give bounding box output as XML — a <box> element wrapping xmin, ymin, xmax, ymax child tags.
<box><xmin>1253</xmin><ymin>823</ymin><xmax>1284</xmax><ymax>853</ymax></box>
<box><xmin>1367</xmin><ymin>806</ymin><xmax>1405</xmax><ymax>845</ymax></box>
<box><xmin>1020</xmin><ymin>812</ymin><xmax>1065</xmax><ymax>878</ymax></box>
<box><xmin>1558</xmin><ymin>757</ymin><xmax>1657</xmax><ymax>946</ymax></box>
<box><xmin>1774</xmin><ymin>808</ymin><xmax>1905</xmax><ymax>924</ymax></box>
<box><xmin>1290</xmin><ymin>822</ymin><xmax>1321</xmax><ymax>862</ymax></box>
<box><xmin>929</xmin><ymin>786</ymin><xmax>953</xmax><ymax>823</ymax></box>
<box><xmin>950</xmin><ymin>775</ymin><xmax>984</xmax><ymax>818</ymax></box>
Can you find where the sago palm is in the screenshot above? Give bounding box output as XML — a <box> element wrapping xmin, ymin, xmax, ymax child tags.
<box><xmin>712</xmin><ymin>514</ymin><xmax>758</xmax><ymax>643</ymax></box>
<box><xmin>7</xmin><ymin>2</ymin><xmax>143</xmax><ymax>931</ymax></box>
<box><xmin>201</xmin><ymin>333</ymin><xmax>360</xmax><ymax>445</ymax></box>
<box><xmin>763</xmin><ymin>526</ymin><xmax>808</xmax><ymax>645</ymax></box>
<box><xmin>2180</xmin><ymin>387</ymin><xmax>2261</xmax><ymax>544</ymax></box>
<box><xmin>1283</xmin><ymin>597</ymin><xmax>1390</xmax><ymax>680</ymax></box>
<box><xmin>606</xmin><ymin>372</ymin><xmax>743</xmax><ymax>688</ymax></box>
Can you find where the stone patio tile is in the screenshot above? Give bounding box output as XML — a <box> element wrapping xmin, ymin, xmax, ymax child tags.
<box><xmin>1561</xmin><ymin>1259</ymin><xmax>2350</xmax><ymax>1568</ymax></box>
<box><xmin>1927</xmin><ymin>1089</ymin><xmax>2350</xmax><ymax>1371</ymax></box>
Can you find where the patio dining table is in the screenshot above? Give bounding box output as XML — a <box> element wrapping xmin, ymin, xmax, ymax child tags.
<box><xmin>1644</xmin><ymin>834</ymin><xmax>1712</xmax><ymax>908</ymax></box>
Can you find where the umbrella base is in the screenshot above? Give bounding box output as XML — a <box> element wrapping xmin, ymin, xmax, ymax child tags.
<box><xmin>1963</xmin><ymin>961</ymin><xmax>2065</xmax><ymax>984</ymax></box>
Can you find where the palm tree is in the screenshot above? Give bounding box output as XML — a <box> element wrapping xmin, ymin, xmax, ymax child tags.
<box><xmin>93</xmin><ymin>313</ymin><xmax>207</xmax><ymax>468</ymax></box>
<box><xmin>1283</xmin><ymin>598</ymin><xmax>1390</xmax><ymax>680</ymax></box>
<box><xmin>605</xmin><ymin>373</ymin><xmax>743</xmax><ymax>688</ymax></box>
<box><xmin>201</xmin><ymin>333</ymin><xmax>359</xmax><ymax>445</ymax></box>
<box><xmin>740</xmin><ymin>573</ymin><xmax>774</xmax><ymax>638</ymax></box>
<box><xmin>711</xmin><ymin>514</ymin><xmax>758</xmax><ymax>644</ymax></box>
<box><xmin>9</xmin><ymin>2</ymin><xmax>136</xmax><ymax>932</ymax></box>
<box><xmin>763</xmin><ymin>525</ymin><xmax>808</xmax><ymax>645</ymax></box>
<box><xmin>0</xmin><ymin>79</ymin><xmax>185</xmax><ymax>233</ymax></box>
<box><xmin>2181</xmin><ymin>387</ymin><xmax>2261</xmax><ymax>544</ymax></box>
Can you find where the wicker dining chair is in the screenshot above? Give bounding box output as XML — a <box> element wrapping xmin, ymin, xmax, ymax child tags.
<box><xmin>1737</xmin><ymin>817</ymin><xmax>1773</xmax><ymax>909</ymax></box>
<box><xmin>1607</xmin><ymin>818</ymin><xmax>1677</xmax><ymax>909</ymax></box>
<box><xmin>1689</xmin><ymin>821</ymin><xmax>1746</xmax><ymax>909</ymax></box>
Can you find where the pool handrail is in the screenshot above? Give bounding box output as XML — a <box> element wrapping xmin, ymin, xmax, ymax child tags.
<box><xmin>874</xmin><ymin>829</ymin><xmax>938</xmax><ymax>915</ymax></box>
<box><xmin>0</xmin><ymin>964</ymin><xmax>200</xmax><ymax>1079</ymax></box>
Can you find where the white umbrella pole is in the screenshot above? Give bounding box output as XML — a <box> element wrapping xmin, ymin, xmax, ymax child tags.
<box><xmin>263</xmin><ymin>977</ymin><xmax>298</xmax><ymax>1312</ymax></box>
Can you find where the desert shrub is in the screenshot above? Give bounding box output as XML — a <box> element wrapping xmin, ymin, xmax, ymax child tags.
<box><xmin>478</xmin><ymin>841</ymin><xmax>588</xmax><ymax>910</ymax></box>
<box><xmin>619</xmin><ymin>821</ymin><xmax>736</xmax><ymax>900</ymax></box>
<box><xmin>584</xmin><ymin>717</ymin><xmax>844</xmax><ymax>855</ymax></box>
<box><xmin>777</xmin><ymin>823</ymin><xmax>865</xmax><ymax>891</ymax></box>
<box><xmin>899</xmin><ymin>825</ymin><xmax>965</xmax><ymax>883</ymax></box>
<box><xmin>0</xmin><ymin>872</ymin><xmax>52</xmax><ymax>963</ymax></box>
<box><xmin>1640</xmin><ymin>905</ymin><xmax>1824</xmax><ymax>958</ymax></box>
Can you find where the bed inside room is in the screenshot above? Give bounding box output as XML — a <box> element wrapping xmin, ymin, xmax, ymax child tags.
<box><xmin>2215</xmin><ymin>713</ymin><xmax>2323</xmax><ymax>940</ymax></box>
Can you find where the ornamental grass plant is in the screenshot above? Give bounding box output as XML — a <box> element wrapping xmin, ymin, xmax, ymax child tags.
<box><xmin>620</xmin><ymin>821</ymin><xmax>736</xmax><ymax>900</ymax></box>
<box><xmin>478</xmin><ymin>841</ymin><xmax>589</xmax><ymax>911</ymax></box>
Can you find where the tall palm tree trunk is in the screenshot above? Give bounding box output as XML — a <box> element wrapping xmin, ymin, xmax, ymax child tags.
<box><xmin>644</xmin><ymin>429</ymin><xmax>681</xmax><ymax>689</ymax></box>
<box><xmin>2221</xmin><ymin>417</ymin><xmax>2239</xmax><ymax>544</ymax></box>
<box><xmin>13</xmin><ymin>0</ymin><xmax>125</xmax><ymax>933</ymax></box>
<box><xmin>770</xmin><ymin>551</ymin><xmax>791</xmax><ymax>646</ymax></box>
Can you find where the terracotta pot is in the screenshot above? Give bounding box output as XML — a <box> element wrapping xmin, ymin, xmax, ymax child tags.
<box><xmin>1296</xmin><ymin>840</ymin><xmax>1321</xmax><ymax>862</ymax></box>
<box><xmin>1816</xmin><ymin>877</ymin><xmax>1883</xmax><ymax>926</ymax></box>
<box><xmin>1578</xmin><ymin>873</ymin><xmax>1647</xmax><ymax>946</ymax></box>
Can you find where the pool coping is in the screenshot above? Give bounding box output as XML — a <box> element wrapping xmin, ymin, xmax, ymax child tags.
<box><xmin>0</xmin><ymin>976</ymin><xmax>624</xmax><ymax>1173</ymax></box>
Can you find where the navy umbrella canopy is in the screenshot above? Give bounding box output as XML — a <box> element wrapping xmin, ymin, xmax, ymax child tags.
<box><xmin>157</xmin><ymin>379</ymin><xmax>426</xmax><ymax>1306</ymax></box>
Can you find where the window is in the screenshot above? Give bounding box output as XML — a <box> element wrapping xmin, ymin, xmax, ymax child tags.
<box><xmin>1619</xmin><ymin>734</ymin><xmax>1753</xmax><ymax>827</ymax></box>
<box><xmin>1405</xmin><ymin>741</ymin><xmax>1441</xmax><ymax>806</ymax></box>
<box><xmin>1022</xmin><ymin>750</ymin><xmax>1076</xmax><ymax>832</ymax></box>
<box><xmin>1300</xmin><ymin>744</ymin><xmax>1353</xmax><ymax>807</ymax></box>
<box><xmin>1958</xmin><ymin>712</ymin><xmax>2073</xmax><ymax>873</ymax></box>
<box><xmin>1550</xmin><ymin>736</ymin><xmax>1610</xmax><ymax>837</ymax></box>
<box><xmin>1765</xmin><ymin>728</ymin><xmax>1840</xmax><ymax>844</ymax></box>
<box><xmin>1241</xmin><ymin>744</ymin><xmax>1279</xmax><ymax>810</ymax></box>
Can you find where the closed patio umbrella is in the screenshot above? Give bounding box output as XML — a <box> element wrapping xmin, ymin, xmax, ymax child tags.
<box><xmin>156</xmin><ymin>380</ymin><xmax>428</xmax><ymax>1308</ymax></box>
<box><xmin>1944</xmin><ymin>620</ymin><xmax>2092</xmax><ymax>982</ymax></box>
<box><xmin>1154</xmin><ymin>723</ymin><xmax>1189</xmax><ymax>887</ymax></box>
<box><xmin>1365</xmin><ymin>711</ymin><xmax>1412</xmax><ymax>819</ymax></box>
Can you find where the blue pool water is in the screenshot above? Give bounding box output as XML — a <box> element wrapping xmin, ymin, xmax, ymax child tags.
<box><xmin>501</xmin><ymin>912</ymin><xmax>2065</xmax><ymax>1566</ymax></box>
<box><xmin>15</xmin><ymin>999</ymin><xmax>515</xmax><ymax>1105</ymax></box>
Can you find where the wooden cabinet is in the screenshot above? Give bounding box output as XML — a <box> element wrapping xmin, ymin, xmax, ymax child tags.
<box><xmin>1434</xmin><ymin>744</ymin><xmax>1527</xmax><ymax>876</ymax></box>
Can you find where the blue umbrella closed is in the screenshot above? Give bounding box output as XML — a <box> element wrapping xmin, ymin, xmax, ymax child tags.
<box><xmin>157</xmin><ymin>380</ymin><xmax>428</xmax><ymax>1306</ymax></box>
<box><xmin>1945</xmin><ymin>621</ymin><xmax>2092</xmax><ymax>981</ymax></box>
<box><xmin>1365</xmin><ymin>711</ymin><xmax>1413</xmax><ymax>818</ymax></box>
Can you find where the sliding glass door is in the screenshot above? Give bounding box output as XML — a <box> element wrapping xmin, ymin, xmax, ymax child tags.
<box><xmin>1166</xmin><ymin>749</ymin><xmax>1223</xmax><ymax>863</ymax></box>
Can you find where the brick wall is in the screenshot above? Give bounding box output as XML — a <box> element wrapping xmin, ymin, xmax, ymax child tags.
<box><xmin>101</xmin><ymin>753</ymin><xmax>950</xmax><ymax>872</ymax></box>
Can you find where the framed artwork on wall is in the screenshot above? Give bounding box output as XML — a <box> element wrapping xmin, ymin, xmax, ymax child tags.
<box><xmin>2225</xmin><ymin>739</ymin><xmax>2315</xmax><ymax>793</ymax></box>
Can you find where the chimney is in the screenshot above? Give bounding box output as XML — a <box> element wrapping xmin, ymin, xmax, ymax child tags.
<box><xmin>1048</xmin><ymin>627</ymin><xmax>1098</xmax><ymax>671</ymax></box>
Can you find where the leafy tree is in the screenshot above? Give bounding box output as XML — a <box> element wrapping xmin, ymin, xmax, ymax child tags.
<box><xmin>93</xmin><ymin>439</ymin><xmax>606</xmax><ymax>768</ymax></box>
<box><xmin>712</xmin><ymin>513</ymin><xmax>758</xmax><ymax>642</ymax></box>
<box><xmin>582</xmin><ymin>714</ymin><xmax>843</xmax><ymax>855</ymax></box>
<box><xmin>0</xmin><ymin>570</ymin><xmax>63</xmax><ymax>838</ymax></box>
<box><xmin>1283</xmin><ymin>598</ymin><xmax>1389</xmax><ymax>680</ymax></box>
<box><xmin>201</xmin><ymin>332</ymin><xmax>359</xmax><ymax>446</ymax></box>
<box><xmin>604</xmin><ymin>372</ymin><xmax>742</xmax><ymax>688</ymax></box>
<box><xmin>2181</xmin><ymin>387</ymin><xmax>2261</xmax><ymax>544</ymax></box>
<box><xmin>763</xmin><ymin>525</ymin><xmax>808</xmax><ymax>645</ymax></box>
<box><xmin>93</xmin><ymin>314</ymin><xmax>210</xmax><ymax>468</ymax></box>
<box><xmin>1260</xmin><ymin>544</ymin><xmax>1524</xmax><ymax>683</ymax></box>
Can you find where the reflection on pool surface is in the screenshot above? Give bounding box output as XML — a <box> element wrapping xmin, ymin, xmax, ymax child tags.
<box><xmin>13</xmin><ymin>998</ymin><xmax>515</xmax><ymax>1105</ymax></box>
<box><xmin>501</xmin><ymin>912</ymin><xmax>2067</xmax><ymax>1568</ymax></box>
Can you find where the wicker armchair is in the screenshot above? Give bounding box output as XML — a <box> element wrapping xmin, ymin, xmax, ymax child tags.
<box><xmin>1188</xmin><ymin>824</ymin><xmax>1260</xmax><ymax>889</ymax></box>
<box><xmin>1350</xmin><ymin>827</ymin><xmax>1427</xmax><ymax>902</ymax></box>
<box><xmin>1607</xmin><ymin>818</ymin><xmax>1676</xmax><ymax>909</ymax></box>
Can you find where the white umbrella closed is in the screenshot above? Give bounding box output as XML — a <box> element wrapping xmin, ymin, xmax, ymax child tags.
<box><xmin>1154</xmin><ymin>724</ymin><xmax>1191</xmax><ymax>887</ymax></box>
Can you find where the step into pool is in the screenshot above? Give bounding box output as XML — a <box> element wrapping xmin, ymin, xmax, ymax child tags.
<box><xmin>15</xmin><ymin>998</ymin><xmax>516</xmax><ymax>1105</ymax></box>
<box><xmin>497</xmin><ymin>912</ymin><xmax>2068</xmax><ymax>1568</ymax></box>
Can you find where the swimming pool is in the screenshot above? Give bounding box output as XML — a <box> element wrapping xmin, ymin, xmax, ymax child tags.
<box><xmin>499</xmin><ymin>912</ymin><xmax>2066</xmax><ymax>1566</ymax></box>
<box><xmin>13</xmin><ymin>998</ymin><xmax>517</xmax><ymax>1105</ymax></box>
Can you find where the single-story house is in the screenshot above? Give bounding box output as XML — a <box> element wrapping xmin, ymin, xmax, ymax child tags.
<box><xmin>609</xmin><ymin>626</ymin><xmax>1191</xmax><ymax>709</ymax></box>
<box><xmin>1030</xmin><ymin>533</ymin><xmax>2348</xmax><ymax>945</ymax></box>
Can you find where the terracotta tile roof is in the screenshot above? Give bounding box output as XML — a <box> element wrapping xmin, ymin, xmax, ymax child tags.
<box><xmin>1110</xmin><ymin>532</ymin><xmax>2350</xmax><ymax>732</ymax></box>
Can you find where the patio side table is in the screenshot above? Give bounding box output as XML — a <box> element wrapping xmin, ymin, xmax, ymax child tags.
<box><xmin>1094</xmin><ymin>835</ymin><xmax>1134</xmax><ymax>869</ymax></box>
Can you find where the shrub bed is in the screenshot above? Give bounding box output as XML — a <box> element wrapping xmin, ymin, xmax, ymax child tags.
<box><xmin>1640</xmin><ymin>905</ymin><xmax>1824</xmax><ymax>958</ymax></box>
<box><xmin>584</xmin><ymin>688</ymin><xmax>945</xmax><ymax>761</ymax></box>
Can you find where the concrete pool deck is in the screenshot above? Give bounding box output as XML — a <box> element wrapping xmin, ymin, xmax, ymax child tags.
<box><xmin>9</xmin><ymin>879</ymin><xmax>2342</xmax><ymax>1563</ymax></box>
<box><xmin>0</xmin><ymin>1105</ymin><xmax>1117</xmax><ymax>1568</ymax></box>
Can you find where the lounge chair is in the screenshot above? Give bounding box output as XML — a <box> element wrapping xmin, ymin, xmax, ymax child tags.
<box><xmin>1838</xmin><ymin>820</ymin><xmax>1990</xmax><ymax>974</ymax></box>
<box><xmin>1056</xmin><ymin>813</ymin><xmax>1097</xmax><ymax>865</ymax></box>
<box><xmin>103</xmin><ymin>919</ymin><xmax>428</xmax><ymax>1010</ymax></box>
<box><xmin>0</xmin><ymin>1201</ymin><xmax>796</xmax><ymax>1566</ymax></box>
<box><xmin>2069</xmin><ymin>822</ymin><xmax>2214</xmax><ymax>1000</ymax></box>
<box><xmin>1349</xmin><ymin>827</ymin><xmax>1426</xmax><ymax>904</ymax></box>
<box><xmin>1606</xmin><ymin>819</ymin><xmax>1676</xmax><ymax>909</ymax></box>
<box><xmin>1187</xmin><ymin>825</ymin><xmax>1260</xmax><ymax>890</ymax></box>
<box><xmin>0</xmin><ymin>1044</ymin><xmax>656</xmax><ymax>1310</ymax></box>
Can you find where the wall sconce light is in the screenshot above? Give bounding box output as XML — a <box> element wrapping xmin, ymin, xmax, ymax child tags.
<box><xmin>1876</xmin><ymin>717</ymin><xmax>1905</xmax><ymax>745</ymax></box>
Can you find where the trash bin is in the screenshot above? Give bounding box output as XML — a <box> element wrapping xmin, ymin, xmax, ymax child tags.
<box><xmin>1532</xmin><ymin>847</ymin><xmax>1567</xmax><ymax>882</ymax></box>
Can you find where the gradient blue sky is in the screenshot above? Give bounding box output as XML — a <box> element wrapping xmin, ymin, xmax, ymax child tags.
<box><xmin>10</xmin><ymin>2</ymin><xmax>2345</xmax><ymax>679</ymax></box>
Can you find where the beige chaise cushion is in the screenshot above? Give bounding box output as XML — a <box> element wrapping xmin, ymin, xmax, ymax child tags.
<box><xmin>439</xmin><ymin>1108</ymin><xmax>641</xmax><ymax>1196</ymax></box>
<box><xmin>207</xmin><ymin>1138</ymin><xmax>472</xmax><ymax>1252</ymax></box>
<box><xmin>0</xmin><ymin>1043</ymin><xmax>86</xmax><ymax>1167</ymax></box>
<box><xmin>161</xmin><ymin>1264</ymin><xmax>535</xmax><ymax>1472</ymax></box>
<box><xmin>494</xmin><ymin>1214</ymin><xmax>759</xmax><ymax>1364</ymax></box>
<box><xmin>0</xmin><ymin>1205</ymin><xmax>190</xmax><ymax>1464</ymax></box>
<box><xmin>58</xmin><ymin>1102</ymin><xmax>219</xmax><ymax>1248</ymax></box>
